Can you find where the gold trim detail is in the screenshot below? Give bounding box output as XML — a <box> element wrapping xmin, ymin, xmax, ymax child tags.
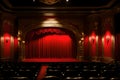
<box><xmin>40</xmin><ymin>0</ymin><xmax>60</xmax><ymax>5</ymax></box>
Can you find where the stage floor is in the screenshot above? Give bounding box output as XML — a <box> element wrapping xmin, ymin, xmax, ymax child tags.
<box><xmin>22</xmin><ymin>58</ymin><xmax>79</xmax><ymax>62</ymax></box>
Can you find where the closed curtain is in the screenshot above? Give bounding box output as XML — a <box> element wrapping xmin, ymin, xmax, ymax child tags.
<box><xmin>25</xmin><ymin>28</ymin><xmax>74</xmax><ymax>58</ymax></box>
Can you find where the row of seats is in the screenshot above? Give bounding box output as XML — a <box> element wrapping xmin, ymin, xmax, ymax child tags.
<box><xmin>1</xmin><ymin>61</ymin><xmax>120</xmax><ymax>80</ymax></box>
<box><xmin>42</xmin><ymin>62</ymin><xmax>120</xmax><ymax>80</ymax></box>
<box><xmin>0</xmin><ymin>62</ymin><xmax>41</xmax><ymax>80</ymax></box>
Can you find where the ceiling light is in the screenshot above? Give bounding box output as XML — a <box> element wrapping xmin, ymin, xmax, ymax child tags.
<box><xmin>66</xmin><ymin>0</ymin><xmax>69</xmax><ymax>2</ymax></box>
<box><xmin>33</xmin><ymin>0</ymin><xmax>35</xmax><ymax>2</ymax></box>
<box><xmin>41</xmin><ymin>18</ymin><xmax>62</xmax><ymax>27</ymax></box>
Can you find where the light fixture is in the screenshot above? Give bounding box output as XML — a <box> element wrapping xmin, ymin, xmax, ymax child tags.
<box><xmin>81</xmin><ymin>37</ymin><xmax>84</xmax><ymax>41</ymax></box>
<box><xmin>33</xmin><ymin>0</ymin><xmax>35</xmax><ymax>2</ymax></box>
<box><xmin>106</xmin><ymin>35</ymin><xmax>110</xmax><ymax>44</ymax></box>
<box><xmin>91</xmin><ymin>36</ymin><xmax>95</xmax><ymax>44</ymax></box>
<box><xmin>39</xmin><ymin>0</ymin><xmax>60</xmax><ymax>5</ymax></box>
<box><xmin>5</xmin><ymin>37</ymin><xmax>10</xmax><ymax>43</ymax></box>
<box><xmin>66</xmin><ymin>0</ymin><xmax>69</xmax><ymax>2</ymax></box>
<box><xmin>41</xmin><ymin>18</ymin><xmax>62</xmax><ymax>27</ymax></box>
<box><xmin>22</xmin><ymin>41</ymin><xmax>25</xmax><ymax>44</ymax></box>
<box><xmin>18</xmin><ymin>37</ymin><xmax>21</xmax><ymax>41</ymax></box>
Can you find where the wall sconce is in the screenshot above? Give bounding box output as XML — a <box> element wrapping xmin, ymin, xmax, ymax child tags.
<box><xmin>5</xmin><ymin>37</ymin><xmax>10</xmax><ymax>43</ymax></box>
<box><xmin>106</xmin><ymin>35</ymin><xmax>110</xmax><ymax>44</ymax></box>
<box><xmin>91</xmin><ymin>36</ymin><xmax>95</xmax><ymax>44</ymax></box>
<box><xmin>18</xmin><ymin>37</ymin><xmax>21</xmax><ymax>41</ymax></box>
<box><xmin>22</xmin><ymin>41</ymin><xmax>25</xmax><ymax>44</ymax></box>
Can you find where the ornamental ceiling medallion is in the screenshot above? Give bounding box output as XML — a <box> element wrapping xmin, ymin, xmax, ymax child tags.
<box><xmin>40</xmin><ymin>0</ymin><xmax>60</xmax><ymax>5</ymax></box>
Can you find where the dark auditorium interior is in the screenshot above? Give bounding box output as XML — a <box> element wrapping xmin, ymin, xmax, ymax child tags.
<box><xmin>1</xmin><ymin>0</ymin><xmax>120</xmax><ymax>80</ymax></box>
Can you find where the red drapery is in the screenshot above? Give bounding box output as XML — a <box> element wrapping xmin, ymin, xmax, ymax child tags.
<box><xmin>103</xmin><ymin>31</ymin><xmax>112</xmax><ymax>57</ymax></box>
<box><xmin>89</xmin><ymin>32</ymin><xmax>97</xmax><ymax>57</ymax></box>
<box><xmin>25</xmin><ymin>28</ymin><xmax>75</xmax><ymax>58</ymax></box>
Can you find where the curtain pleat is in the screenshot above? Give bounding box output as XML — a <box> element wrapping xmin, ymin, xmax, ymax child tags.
<box><xmin>25</xmin><ymin>34</ymin><xmax>73</xmax><ymax>58</ymax></box>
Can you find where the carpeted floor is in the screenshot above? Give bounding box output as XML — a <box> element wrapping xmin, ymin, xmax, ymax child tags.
<box><xmin>37</xmin><ymin>65</ymin><xmax>48</xmax><ymax>80</ymax></box>
<box><xmin>22</xmin><ymin>58</ymin><xmax>79</xmax><ymax>80</ymax></box>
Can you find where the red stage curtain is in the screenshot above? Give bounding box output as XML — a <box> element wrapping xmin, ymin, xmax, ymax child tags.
<box><xmin>25</xmin><ymin>34</ymin><xmax>73</xmax><ymax>58</ymax></box>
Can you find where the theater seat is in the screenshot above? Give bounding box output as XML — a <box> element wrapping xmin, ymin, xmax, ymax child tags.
<box><xmin>0</xmin><ymin>62</ymin><xmax>41</xmax><ymax>80</ymax></box>
<box><xmin>9</xmin><ymin>77</ymin><xmax>29</xmax><ymax>80</ymax></box>
<box><xmin>110</xmin><ymin>77</ymin><xmax>120</xmax><ymax>80</ymax></box>
<box><xmin>42</xmin><ymin>75</ymin><xmax>61</xmax><ymax>80</ymax></box>
<box><xmin>88</xmin><ymin>77</ymin><xmax>107</xmax><ymax>80</ymax></box>
<box><xmin>64</xmin><ymin>76</ymin><xmax>85</xmax><ymax>80</ymax></box>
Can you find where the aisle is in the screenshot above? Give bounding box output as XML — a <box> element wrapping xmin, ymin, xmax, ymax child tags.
<box><xmin>37</xmin><ymin>65</ymin><xmax>48</xmax><ymax>80</ymax></box>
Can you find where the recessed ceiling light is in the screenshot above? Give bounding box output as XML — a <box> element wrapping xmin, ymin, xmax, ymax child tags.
<box><xmin>33</xmin><ymin>0</ymin><xmax>35</xmax><ymax>2</ymax></box>
<box><xmin>66</xmin><ymin>0</ymin><xmax>69</xmax><ymax>2</ymax></box>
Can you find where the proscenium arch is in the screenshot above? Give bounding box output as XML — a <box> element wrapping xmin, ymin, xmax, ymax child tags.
<box><xmin>21</xmin><ymin>24</ymin><xmax>80</xmax><ymax>57</ymax></box>
<box><xmin>25</xmin><ymin>27</ymin><xmax>77</xmax><ymax>58</ymax></box>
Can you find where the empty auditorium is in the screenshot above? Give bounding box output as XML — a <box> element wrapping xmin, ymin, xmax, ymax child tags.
<box><xmin>0</xmin><ymin>0</ymin><xmax>120</xmax><ymax>80</ymax></box>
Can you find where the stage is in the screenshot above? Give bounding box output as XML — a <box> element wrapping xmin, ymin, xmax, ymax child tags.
<box><xmin>22</xmin><ymin>58</ymin><xmax>79</xmax><ymax>62</ymax></box>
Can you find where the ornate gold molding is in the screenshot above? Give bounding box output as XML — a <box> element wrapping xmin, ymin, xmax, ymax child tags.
<box><xmin>39</xmin><ymin>0</ymin><xmax>60</xmax><ymax>5</ymax></box>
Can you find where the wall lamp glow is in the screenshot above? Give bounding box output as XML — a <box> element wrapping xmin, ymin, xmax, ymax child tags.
<box><xmin>18</xmin><ymin>37</ymin><xmax>21</xmax><ymax>41</ymax></box>
<box><xmin>5</xmin><ymin>37</ymin><xmax>10</xmax><ymax>43</ymax></box>
<box><xmin>91</xmin><ymin>36</ymin><xmax>96</xmax><ymax>44</ymax></box>
<box><xmin>106</xmin><ymin>35</ymin><xmax>110</xmax><ymax>44</ymax></box>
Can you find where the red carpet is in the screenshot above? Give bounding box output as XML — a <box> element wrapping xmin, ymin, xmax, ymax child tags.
<box><xmin>22</xmin><ymin>58</ymin><xmax>79</xmax><ymax>62</ymax></box>
<box><xmin>22</xmin><ymin>58</ymin><xmax>79</xmax><ymax>80</ymax></box>
<box><xmin>37</xmin><ymin>65</ymin><xmax>48</xmax><ymax>80</ymax></box>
